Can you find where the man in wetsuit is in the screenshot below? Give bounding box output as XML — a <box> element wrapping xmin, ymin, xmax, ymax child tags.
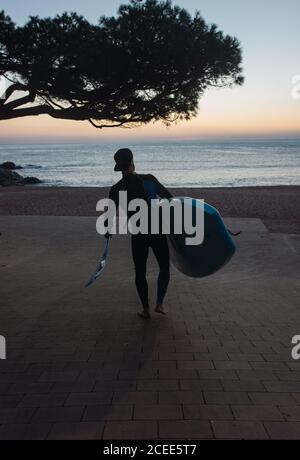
<box><xmin>107</xmin><ymin>148</ymin><xmax>173</xmax><ymax>319</ymax></box>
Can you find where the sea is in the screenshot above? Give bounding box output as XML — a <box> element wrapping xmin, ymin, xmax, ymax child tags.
<box><xmin>0</xmin><ymin>138</ymin><xmax>299</xmax><ymax>188</ymax></box>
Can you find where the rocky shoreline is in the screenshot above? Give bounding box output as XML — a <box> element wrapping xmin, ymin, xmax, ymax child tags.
<box><xmin>0</xmin><ymin>161</ymin><xmax>42</xmax><ymax>186</ymax></box>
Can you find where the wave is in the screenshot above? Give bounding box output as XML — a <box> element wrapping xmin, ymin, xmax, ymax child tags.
<box><xmin>25</xmin><ymin>164</ymin><xmax>42</xmax><ymax>169</ymax></box>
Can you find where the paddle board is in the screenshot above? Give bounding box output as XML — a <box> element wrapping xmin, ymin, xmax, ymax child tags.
<box><xmin>167</xmin><ymin>197</ymin><xmax>236</xmax><ymax>277</ymax></box>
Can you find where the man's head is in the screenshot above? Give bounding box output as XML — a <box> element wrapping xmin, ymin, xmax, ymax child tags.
<box><xmin>114</xmin><ymin>148</ymin><xmax>134</xmax><ymax>173</ymax></box>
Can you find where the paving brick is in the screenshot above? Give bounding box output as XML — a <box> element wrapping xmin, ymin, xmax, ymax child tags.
<box><xmin>237</xmin><ymin>369</ymin><xmax>277</xmax><ymax>380</ymax></box>
<box><xmin>232</xmin><ymin>405</ymin><xmax>283</xmax><ymax>421</ymax></box>
<box><xmin>204</xmin><ymin>391</ymin><xmax>251</xmax><ymax>405</ymax></box>
<box><xmin>51</xmin><ymin>380</ymin><xmax>95</xmax><ymax>393</ymax></box>
<box><xmin>159</xmin><ymin>391</ymin><xmax>204</xmax><ymax>405</ymax></box>
<box><xmin>275</xmin><ymin>371</ymin><xmax>300</xmax><ymax>381</ymax></box>
<box><xmin>83</xmin><ymin>405</ymin><xmax>133</xmax><ymax>421</ymax></box>
<box><xmin>94</xmin><ymin>380</ymin><xmax>137</xmax><ymax>392</ymax></box>
<box><xmin>38</xmin><ymin>371</ymin><xmax>80</xmax><ymax>382</ymax></box>
<box><xmin>0</xmin><ymin>383</ymin><xmax>11</xmax><ymax>394</ymax></box>
<box><xmin>248</xmin><ymin>392</ymin><xmax>298</xmax><ymax>406</ymax></box>
<box><xmin>103</xmin><ymin>421</ymin><xmax>157</xmax><ymax>439</ymax></box>
<box><xmin>183</xmin><ymin>404</ymin><xmax>233</xmax><ymax>420</ymax></box>
<box><xmin>158</xmin><ymin>369</ymin><xmax>199</xmax><ymax>379</ymax></box>
<box><xmin>159</xmin><ymin>420</ymin><xmax>213</xmax><ymax>439</ymax></box>
<box><xmin>197</xmin><ymin>370</ymin><xmax>239</xmax><ymax>380</ymax></box>
<box><xmin>191</xmin><ymin>339</ymin><xmax>220</xmax><ymax>348</ymax></box>
<box><xmin>112</xmin><ymin>391</ymin><xmax>157</xmax><ymax>405</ymax></box>
<box><xmin>262</xmin><ymin>353</ymin><xmax>291</xmax><ymax>362</ymax></box>
<box><xmin>124</xmin><ymin>352</ymin><xmax>159</xmax><ymax>361</ymax></box>
<box><xmin>177</xmin><ymin>361</ymin><xmax>214</xmax><ymax>370</ymax></box>
<box><xmin>249</xmin><ymin>342</ymin><xmax>276</xmax><ymax>353</ymax></box>
<box><xmin>118</xmin><ymin>369</ymin><xmax>158</xmax><ymax>380</ymax></box>
<box><xmin>228</xmin><ymin>353</ymin><xmax>264</xmax><ymax>362</ymax></box>
<box><xmin>250</xmin><ymin>362</ymin><xmax>289</xmax><ymax>371</ymax></box>
<box><xmin>116</xmin><ymin>361</ymin><xmax>141</xmax><ymax>371</ymax></box>
<box><xmin>264</xmin><ymin>422</ymin><xmax>300</xmax><ymax>440</ymax></box>
<box><xmin>262</xmin><ymin>381</ymin><xmax>300</xmax><ymax>393</ymax></box>
<box><xmin>134</xmin><ymin>405</ymin><xmax>183</xmax><ymax>420</ymax></box>
<box><xmin>278</xmin><ymin>406</ymin><xmax>300</xmax><ymax>421</ymax></box>
<box><xmin>150</xmin><ymin>343</ymin><xmax>175</xmax><ymax>352</ymax></box>
<box><xmin>292</xmin><ymin>394</ymin><xmax>300</xmax><ymax>405</ymax></box>
<box><xmin>0</xmin><ymin>423</ymin><xmax>52</xmax><ymax>440</ymax></box>
<box><xmin>221</xmin><ymin>380</ymin><xmax>266</xmax><ymax>392</ymax></box>
<box><xmin>214</xmin><ymin>361</ymin><xmax>252</xmax><ymax>370</ymax></box>
<box><xmin>65</xmin><ymin>392</ymin><xmax>113</xmax><ymax>406</ymax></box>
<box><xmin>140</xmin><ymin>360</ymin><xmax>177</xmax><ymax>369</ymax></box>
<box><xmin>78</xmin><ymin>370</ymin><xmax>119</xmax><ymax>381</ymax></box>
<box><xmin>194</xmin><ymin>352</ymin><xmax>229</xmax><ymax>361</ymax></box>
<box><xmin>175</xmin><ymin>345</ymin><xmax>208</xmax><ymax>353</ymax></box>
<box><xmin>271</xmin><ymin>344</ymin><xmax>291</xmax><ymax>354</ymax></box>
<box><xmin>212</xmin><ymin>421</ymin><xmax>268</xmax><ymax>439</ymax></box>
<box><xmin>72</xmin><ymin>363</ymin><xmax>119</xmax><ymax>382</ymax></box>
<box><xmin>286</xmin><ymin>362</ymin><xmax>300</xmax><ymax>371</ymax></box>
<box><xmin>159</xmin><ymin>352</ymin><xmax>194</xmax><ymax>361</ymax></box>
<box><xmin>0</xmin><ymin>407</ymin><xmax>36</xmax><ymax>423</ymax></box>
<box><xmin>218</xmin><ymin>341</ymin><xmax>242</xmax><ymax>352</ymax></box>
<box><xmin>19</xmin><ymin>393</ymin><xmax>68</xmax><ymax>407</ymax></box>
<box><xmin>0</xmin><ymin>394</ymin><xmax>24</xmax><ymax>408</ymax></box>
<box><xmin>0</xmin><ymin>363</ymin><xmax>29</xmax><ymax>373</ymax></box>
<box><xmin>9</xmin><ymin>382</ymin><xmax>53</xmax><ymax>394</ymax></box>
<box><xmin>48</xmin><ymin>422</ymin><xmax>104</xmax><ymax>440</ymax></box>
<box><xmin>137</xmin><ymin>380</ymin><xmax>179</xmax><ymax>391</ymax></box>
<box><xmin>32</xmin><ymin>406</ymin><xmax>85</xmax><ymax>422</ymax></box>
<box><xmin>0</xmin><ymin>372</ymin><xmax>40</xmax><ymax>383</ymax></box>
<box><xmin>180</xmin><ymin>379</ymin><xmax>223</xmax><ymax>391</ymax></box>
<box><xmin>28</xmin><ymin>363</ymin><xmax>67</xmax><ymax>373</ymax></box>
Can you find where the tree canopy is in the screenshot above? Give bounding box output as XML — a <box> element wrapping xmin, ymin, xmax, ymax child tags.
<box><xmin>0</xmin><ymin>0</ymin><xmax>243</xmax><ymax>129</ymax></box>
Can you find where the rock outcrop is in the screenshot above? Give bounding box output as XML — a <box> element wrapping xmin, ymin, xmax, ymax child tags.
<box><xmin>0</xmin><ymin>168</ymin><xmax>42</xmax><ymax>186</ymax></box>
<box><xmin>0</xmin><ymin>161</ymin><xmax>22</xmax><ymax>170</ymax></box>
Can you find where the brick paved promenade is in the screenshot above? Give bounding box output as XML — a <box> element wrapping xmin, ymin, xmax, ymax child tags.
<box><xmin>0</xmin><ymin>216</ymin><xmax>299</xmax><ymax>439</ymax></box>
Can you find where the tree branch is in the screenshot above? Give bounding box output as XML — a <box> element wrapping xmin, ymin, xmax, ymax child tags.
<box><xmin>0</xmin><ymin>105</ymin><xmax>51</xmax><ymax>119</ymax></box>
<box><xmin>0</xmin><ymin>82</ymin><xmax>28</xmax><ymax>105</ymax></box>
<box><xmin>3</xmin><ymin>91</ymin><xmax>36</xmax><ymax>110</ymax></box>
<box><xmin>0</xmin><ymin>104</ymin><xmax>121</xmax><ymax>123</ymax></box>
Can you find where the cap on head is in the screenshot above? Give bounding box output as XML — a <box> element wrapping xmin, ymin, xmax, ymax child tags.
<box><xmin>114</xmin><ymin>148</ymin><xmax>133</xmax><ymax>171</ymax></box>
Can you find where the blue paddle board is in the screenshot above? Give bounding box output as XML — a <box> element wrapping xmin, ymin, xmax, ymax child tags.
<box><xmin>167</xmin><ymin>197</ymin><xmax>236</xmax><ymax>278</ymax></box>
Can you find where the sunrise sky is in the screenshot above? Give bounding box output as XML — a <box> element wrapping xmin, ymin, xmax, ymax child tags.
<box><xmin>0</xmin><ymin>0</ymin><xmax>299</xmax><ymax>143</ymax></box>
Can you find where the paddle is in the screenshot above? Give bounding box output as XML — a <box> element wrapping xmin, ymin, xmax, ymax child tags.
<box><xmin>84</xmin><ymin>237</ymin><xmax>110</xmax><ymax>287</ymax></box>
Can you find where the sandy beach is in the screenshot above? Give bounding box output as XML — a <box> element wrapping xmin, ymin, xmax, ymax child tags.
<box><xmin>1</xmin><ymin>185</ymin><xmax>299</xmax><ymax>234</ymax></box>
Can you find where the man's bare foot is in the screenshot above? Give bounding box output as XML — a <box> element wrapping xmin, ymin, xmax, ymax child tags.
<box><xmin>137</xmin><ymin>309</ymin><xmax>150</xmax><ymax>319</ymax></box>
<box><xmin>155</xmin><ymin>304</ymin><xmax>168</xmax><ymax>315</ymax></box>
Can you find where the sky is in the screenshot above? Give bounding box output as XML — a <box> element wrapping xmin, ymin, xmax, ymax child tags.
<box><xmin>0</xmin><ymin>0</ymin><xmax>300</xmax><ymax>143</ymax></box>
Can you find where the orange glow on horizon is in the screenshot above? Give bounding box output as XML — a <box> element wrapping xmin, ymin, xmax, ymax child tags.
<box><xmin>1</xmin><ymin>86</ymin><xmax>300</xmax><ymax>142</ymax></box>
<box><xmin>0</xmin><ymin>108</ymin><xmax>299</xmax><ymax>142</ymax></box>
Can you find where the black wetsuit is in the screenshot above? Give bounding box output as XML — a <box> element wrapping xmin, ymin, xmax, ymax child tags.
<box><xmin>109</xmin><ymin>173</ymin><xmax>173</xmax><ymax>308</ymax></box>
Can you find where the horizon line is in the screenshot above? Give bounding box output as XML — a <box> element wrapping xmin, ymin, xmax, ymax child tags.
<box><xmin>1</xmin><ymin>134</ymin><xmax>300</xmax><ymax>145</ymax></box>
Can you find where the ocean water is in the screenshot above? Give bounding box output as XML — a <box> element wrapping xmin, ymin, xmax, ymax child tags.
<box><xmin>0</xmin><ymin>139</ymin><xmax>299</xmax><ymax>188</ymax></box>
